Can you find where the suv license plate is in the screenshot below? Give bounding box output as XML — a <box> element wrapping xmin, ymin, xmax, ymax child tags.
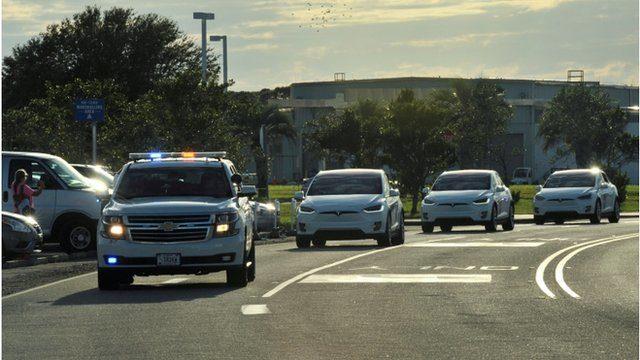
<box><xmin>157</xmin><ymin>253</ymin><xmax>181</xmax><ymax>266</ymax></box>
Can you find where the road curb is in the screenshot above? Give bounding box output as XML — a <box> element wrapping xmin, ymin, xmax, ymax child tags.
<box><xmin>2</xmin><ymin>251</ymin><xmax>96</xmax><ymax>270</ymax></box>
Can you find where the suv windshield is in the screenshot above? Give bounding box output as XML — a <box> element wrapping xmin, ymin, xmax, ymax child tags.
<box><xmin>307</xmin><ymin>174</ymin><xmax>382</xmax><ymax>195</ymax></box>
<box><xmin>43</xmin><ymin>158</ymin><xmax>90</xmax><ymax>189</ymax></box>
<box><xmin>115</xmin><ymin>167</ymin><xmax>232</xmax><ymax>199</ymax></box>
<box><xmin>433</xmin><ymin>174</ymin><xmax>491</xmax><ymax>191</ymax></box>
<box><xmin>544</xmin><ymin>173</ymin><xmax>596</xmax><ymax>188</ymax></box>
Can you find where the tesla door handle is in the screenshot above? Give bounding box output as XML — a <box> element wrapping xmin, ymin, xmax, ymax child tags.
<box><xmin>2</xmin><ymin>191</ymin><xmax>7</xmax><ymax>202</ymax></box>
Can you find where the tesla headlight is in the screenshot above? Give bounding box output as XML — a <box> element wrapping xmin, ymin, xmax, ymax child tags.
<box><xmin>577</xmin><ymin>193</ymin><xmax>593</xmax><ymax>200</ymax></box>
<box><xmin>2</xmin><ymin>217</ymin><xmax>31</xmax><ymax>233</ymax></box>
<box><xmin>214</xmin><ymin>212</ymin><xmax>239</xmax><ymax>237</ymax></box>
<box><xmin>299</xmin><ymin>206</ymin><xmax>315</xmax><ymax>214</ymax></box>
<box><xmin>534</xmin><ymin>194</ymin><xmax>545</xmax><ymax>201</ymax></box>
<box><xmin>102</xmin><ymin>216</ymin><xmax>125</xmax><ymax>239</ymax></box>
<box><xmin>423</xmin><ymin>198</ymin><xmax>435</xmax><ymax>205</ymax></box>
<box><xmin>363</xmin><ymin>204</ymin><xmax>383</xmax><ymax>212</ymax></box>
<box><xmin>473</xmin><ymin>197</ymin><xmax>491</xmax><ymax>204</ymax></box>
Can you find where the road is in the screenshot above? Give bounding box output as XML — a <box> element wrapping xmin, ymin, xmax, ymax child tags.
<box><xmin>3</xmin><ymin>219</ymin><xmax>638</xmax><ymax>359</ymax></box>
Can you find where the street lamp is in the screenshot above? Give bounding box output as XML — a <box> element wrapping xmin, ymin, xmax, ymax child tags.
<box><xmin>210</xmin><ymin>35</ymin><xmax>228</xmax><ymax>87</ymax></box>
<box><xmin>193</xmin><ymin>12</ymin><xmax>215</xmax><ymax>83</ymax></box>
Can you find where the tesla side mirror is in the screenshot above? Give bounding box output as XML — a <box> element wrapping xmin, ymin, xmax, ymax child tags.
<box><xmin>294</xmin><ymin>191</ymin><xmax>304</xmax><ymax>201</ymax></box>
<box><xmin>535</xmin><ymin>185</ymin><xmax>543</xmax><ymax>193</ymax></box>
<box><xmin>389</xmin><ymin>188</ymin><xmax>400</xmax><ymax>197</ymax></box>
<box><xmin>495</xmin><ymin>185</ymin><xmax>506</xmax><ymax>192</ymax></box>
<box><xmin>238</xmin><ymin>185</ymin><xmax>257</xmax><ymax>198</ymax></box>
<box><xmin>231</xmin><ymin>174</ymin><xmax>243</xmax><ymax>185</ymax></box>
<box><xmin>600</xmin><ymin>183</ymin><xmax>609</xmax><ymax>189</ymax></box>
<box><xmin>422</xmin><ymin>186</ymin><xmax>430</xmax><ymax>194</ymax></box>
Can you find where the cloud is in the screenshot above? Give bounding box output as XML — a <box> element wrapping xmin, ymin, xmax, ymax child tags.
<box><xmin>394</xmin><ymin>31</ymin><xmax>523</xmax><ymax>48</ymax></box>
<box><xmin>242</xmin><ymin>0</ymin><xmax>577</xmax><ymax>28</ymax></box>
<box><xmin>235</xmin><ymin>43</ymin><xmax>280</xmax><ymax>52</ymax></box>
<box><xmin>370</xmin><ymin>62</ymin><xmax>522</xmax><ymax>80</ymax></box>
<box><xmin>233</xmin><ymin>31</ymin><xmax>275</xmax><ymax>40</ymax></box>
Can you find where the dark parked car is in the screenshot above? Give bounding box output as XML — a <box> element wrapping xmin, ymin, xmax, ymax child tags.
<box><xmin>2</xmin><ymin>211</ymin><xmax>43</xmax><ymax>257</ymax></box>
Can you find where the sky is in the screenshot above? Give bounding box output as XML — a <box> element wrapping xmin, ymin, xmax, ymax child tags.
<box><xmin>2</xmin><ymin>0</ymin><xmax>638</xmax><ymax>91</ymax></box>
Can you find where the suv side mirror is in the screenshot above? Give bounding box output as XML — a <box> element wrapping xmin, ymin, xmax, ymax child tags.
<box><xmin>238</xmin><ymin>185</ymin><xmax>257</xmax><ymax>198</ymax></box>
<box><xmin>389</xmin><ymin>188</ymin><xmax>400</xmax><ymax>197</ymax></box>
<box><xmin>231</xmin><ymin>174</ymin><xmax>242</xmax><ymax>185</ymax></box>
<box><xmin>294</xmin><ymin>191</ymin><xmax>304</xmax><ymax>201</ymax></box>
<box><xmin>535</xmin><ymin>185</ymin><xmax>543</xmax><ymax>192</ymax></box>
<box><xmin>422</xmin><ymin>186</ymin><xmax>430</xmax><ymax>194</ymax></box>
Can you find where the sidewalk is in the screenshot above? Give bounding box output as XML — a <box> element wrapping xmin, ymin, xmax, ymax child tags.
<box><xmin>405</xmin><ymin>212</ymin><xmax>638</xmax><ymax>226</ymax></box>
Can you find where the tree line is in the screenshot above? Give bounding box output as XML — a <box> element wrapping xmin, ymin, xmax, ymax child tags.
<box><xmin>305</xmin><ymin>82</ymin><xmax>637</xmax><ymax>214</ymax></box>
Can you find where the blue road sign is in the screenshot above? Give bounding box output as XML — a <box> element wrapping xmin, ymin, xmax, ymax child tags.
<box><xmin>74</xmin><ymin>99</ymin><xmax>104</xmax><ymax>122</ymax></box>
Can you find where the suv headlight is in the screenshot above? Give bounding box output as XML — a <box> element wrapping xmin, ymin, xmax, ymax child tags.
<box><xmin>214</xmin><ymin>212</ymin><xmax>239</xmax><ymax>237</ymax></box>
<box><xmin>473</xmin><ymin>197</ymin><xmax>491</xmax><ymax>204</ymax></box>
<box><xmin>102</xmin><ymin>216</ymin><xmax>125</xmax><ymax>239</ymax></box>
<box><xmin>534</xmin><ymin>194</ymin><xmax>545</xmax><ymax>201</ymax></box>
<box><xmin>423</xmin><ymin>198</ymin><xmax>435</xmax><ymax>205</ymax></box>
<box><xmin>2</xmin><ymin>217</ymin><xmax>31</xmax><ymax>233</ymax></box>
<box><xmin>299</xmin><ymin>206</ymin><xmax>315</xmax><ymax>214</ymax></box>
<box><xmin>363</xmin><ymin>204</ymin><xmax>383</xmax><ymax>213</ymax></box>
<box><xmin>577</xmin><ymin>193</ymin><xmax>593</xmax><ymax>200</ymax></box>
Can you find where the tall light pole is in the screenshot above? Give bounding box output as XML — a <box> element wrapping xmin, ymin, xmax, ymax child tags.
<box><xmin>210</xmin><ymin>35</ymin><xmax>228</xmax><ymax>87</ymax></box>
<box><xmin>193</xmin><ymin>12</ymin><xmax>215</xmax><ymax>83</ymax></box>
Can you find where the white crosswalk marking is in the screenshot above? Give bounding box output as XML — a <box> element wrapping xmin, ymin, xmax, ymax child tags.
<box><xmin>162</xmin><ymin>278</ymin><xmax>189</xmax><ymax>284</ymax></box>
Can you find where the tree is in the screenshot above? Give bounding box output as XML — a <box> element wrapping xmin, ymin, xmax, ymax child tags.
<box><xmin>384</xmin><ymin>89</ymin><xmax>456</xmax><ymax>215</ymax></box>
<box><xmin>539</xmin><ymin>85</ymin><xmax>638</xmax><ymax>168</ymax></box>
<box><xmin>2</xmin><ymin>6</ymin><xmax>206</xmax><ymax>110</ymax></box>
<box><xmin>306</xmin><ymin>99</ymin><xmax>387</xmax><ymax>168</ymax></box>
<box><xmin>228</xmin><ymin>92</ymin><xmax>296</xmax><ymax>197</ymax></box>
<box><xmin>450</xmin><ymin>80</ymin><xmax>513</xmax><ymax>169</ymax></box>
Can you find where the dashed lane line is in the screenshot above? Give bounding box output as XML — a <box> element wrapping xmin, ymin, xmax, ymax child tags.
<box><xmin>2</xmin><ymin>271</ymin><xmax>97</xmax><ymax>301</ymax></box>
<box><xmin>554</xmin><ymin>235</ymin><xmax>638</xmax><ymax>299</ymax></box>
<box><xmin>241</xmin><ymin>304</ymin><xmax>271</xmax><ymax>315</ymax></box>
<box><xmin>161</xmin><ymin>278</ymin><xmax>190</xmax><ymax>284</ymax></box>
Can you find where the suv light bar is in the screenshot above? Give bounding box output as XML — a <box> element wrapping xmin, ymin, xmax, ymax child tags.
<box><xmin>129</xmin><ymin>152</ymin><xmax>227</xmax><ymax>160</ymax></box>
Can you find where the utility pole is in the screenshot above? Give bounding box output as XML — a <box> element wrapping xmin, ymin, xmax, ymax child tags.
<box><xmin>210</xmin><ymin>35</ymin><xmax>228</xmax><ymax>88</ymax></box>
<box><xmin>193</xmin><ymin>12</ymin><xmax>215</xmax><ymax>83</ymax></box>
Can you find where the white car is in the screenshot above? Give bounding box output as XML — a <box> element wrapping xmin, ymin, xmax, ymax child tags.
<box><xmin>421</xmin><ymin>170</ymin><xmax>515</xmax><ymax>233</ymax></box>
<box><xmin>533</xmin><ymin>169</ymin><xmax>620</xmax><ymax>225</ymax></box>
<box><xmin>294</xmin><ymin>169</ymin><xmax>404</xmax><ymax>248</ymax></box>
<box><xmin>97</xmin><ymin>152</ymin><xmax>257</xmax><ymax>290</ymax></box>
<box><xmin>511</xmin><ymin>167</ymin><xmax>533</xmax><ymax>185</ymax></box>
<box><xmin>2</xmin><ymin>152</ymin><xmax>108</xmax><ymax>252</ymax></box>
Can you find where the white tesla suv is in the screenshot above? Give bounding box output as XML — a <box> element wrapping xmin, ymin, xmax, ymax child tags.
<box><xmin>97</xmin><ymin>152</ymin><xmax>257</xmax><ymax>290</ymax></box>
<box><xmin>421</xmin><ymin>170</ymin><xmax>515</xmax><ymax>233</ymax></box>
<box><xmin>294</xmin><ymin>169</ymin><xmax>404</xmax><ymax>248</ymax></box>
<box><xmin>533</xmin><ymin>169</ymin><xmax>620</xmax><ymax>225</ymax></box>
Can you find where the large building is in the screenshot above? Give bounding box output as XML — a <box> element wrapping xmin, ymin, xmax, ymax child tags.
<box><xmin>265</xmin><ymin>76</ymin><xmax>639</xmax><ymax>184</ymax></box>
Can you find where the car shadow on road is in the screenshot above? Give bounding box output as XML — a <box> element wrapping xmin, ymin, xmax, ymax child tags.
<box><xmin>283</xmin><ymin>244</ymin><xmax>380</xmax><ymax>252</ymax></box>
<box><xmin>52</xmin><ymin>282</ymin><xmax>236</xmax><ymax>306</ymax></box>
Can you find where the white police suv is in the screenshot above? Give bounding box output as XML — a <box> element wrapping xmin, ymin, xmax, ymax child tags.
<box><xmin>97</xmin><ymin>152</ymin><xmax>257</xmax><ymax>290</ymax></box>
<box><xmin>421</xmin><ymin>170</ymin><xmax>515</xmax><ymax>232</ymax></box>
<box><xmin>533</xmin><ymin>168</ymin><xmax>620</xmax><ymax>225</ymax></box>
<box><xmin>294</xmin><ymin>169</ymin><xmax>404</xmax><ymax>248</ymax></box>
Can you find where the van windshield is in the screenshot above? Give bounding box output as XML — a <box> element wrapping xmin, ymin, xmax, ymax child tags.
<box><xmin>115</xmin><ymin>167</ymin><xmax>232</xmax><ymax>199</ymax></box>
<box><xmin>43</xmin><ymin>158</ymin><xmax>90</xmax><ymax>189</ymax></box>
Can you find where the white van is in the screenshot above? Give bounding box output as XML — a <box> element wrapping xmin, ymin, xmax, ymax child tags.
<box><xmin>2</xmin><ymin>152</ymin><xmax>107</xmax><ymax>252</ymax></box>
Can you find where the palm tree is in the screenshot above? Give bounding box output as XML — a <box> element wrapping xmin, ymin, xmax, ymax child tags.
<box><xmin>230</xmin><ymin>93</ymin><xmax>296</xmax><ymax>198</ymax></box>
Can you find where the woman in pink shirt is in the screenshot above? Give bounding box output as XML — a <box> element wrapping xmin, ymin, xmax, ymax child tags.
<box><xmin>11</xmin><ymin>169</ymin><xmax>45</xmax><ymax>215</ymax></box>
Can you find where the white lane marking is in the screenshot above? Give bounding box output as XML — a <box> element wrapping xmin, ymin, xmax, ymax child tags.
<box><xmin>261</xmin><ymin>236</ymin><xmax>460</xmax><ymax>298</ymax></box>
<box><xmin>535</xmin><ymin>233</ymin><xmax>637</xmax><ymax>299</ymax></box>
<box><xmin>2</xmin><ymin>271</ymin><xmax>97</xmax><ymax>301</ymax></box>
<box><xmin>406</xmin><ymin>242</ymin><xmax>545</xmax><ymax>247</ymax></box>
<box><xmin>241</xmin><ymin>304</ymin><xmax>271</xmax><ymax>315</ymax></box>
<box><xmin>300</xmin><ymin>273</ymin><xmax>492</xmax><ymax>283</ymax></box>
<box><xmin>162</xmin><ymin>278</ymin><xmax>189</xmax><ymax>284</ymax></box>
<box><xmin>555</xmin><ymin>235</ymin><xmax>637</xmax><ymax>299</ymax></box>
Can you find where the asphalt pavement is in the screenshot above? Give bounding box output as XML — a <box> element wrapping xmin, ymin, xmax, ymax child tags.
<box><xmin>3</xmin><ymin>218</ymin><xmax>638</xmax><ymax>359</ymax></box>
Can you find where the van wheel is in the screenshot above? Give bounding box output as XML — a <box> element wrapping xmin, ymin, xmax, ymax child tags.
<box><xmin>98</xmin><ymin>268</ymin><xmax>119</xmax><ymax>290</ymax></box>
<box><xmin>60</xmin><ymin>218</ymin><xmax>96</xmax><ymax>253</ymax></box>
<box><xmin>296</xmin><ymin>236</ymin><xmax>311</xmax><ymax>248</ymax></box>
<box><xmin>422</xmin><ymin>223</ymin><xmax>434</xmax><ymax>233</ymax></box>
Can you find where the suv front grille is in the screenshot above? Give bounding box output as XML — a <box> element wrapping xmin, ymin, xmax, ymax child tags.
<box><xmin>129</xmin><ymin>228</ymin><xmax>209</xmax><ymax>242</ymax></box>
<box><xmin>127</xmin><ymin>215</ymin><xmax>211</xmax><ymax>224</ymax></box>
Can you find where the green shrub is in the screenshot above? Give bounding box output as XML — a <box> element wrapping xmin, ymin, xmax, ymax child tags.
<box><xmin>609</xmin><ymin>169</ymin><xmax>630</xmax><ymax>203</ymax></box>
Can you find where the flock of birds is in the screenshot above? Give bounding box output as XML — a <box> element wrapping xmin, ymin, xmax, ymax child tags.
<box><xmin>292</xmin><ymin>2</ymin><xmax>354</xmax><ymax>32</ymax></box>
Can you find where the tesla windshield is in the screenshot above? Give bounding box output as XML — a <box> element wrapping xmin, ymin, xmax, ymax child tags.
<box><xmin>544</xmin><ymin>173</ymin><xmax>596</xmax><ymax>188</ymax></box>
<box><xmin>432</xmin><ymin>174</ymin><xmax>491</xmax><ymax>191</ymax></box>
<box><xmin>307</xmin><ymin>174</ymin><xmax>382</xmax><ymax>195</ymax></box>
<box><xmin>115</xmin><ymin>167</ymin><xmax>232</xmax><ymax>199</ymax></box>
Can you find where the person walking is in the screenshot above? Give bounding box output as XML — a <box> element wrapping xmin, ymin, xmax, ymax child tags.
<box><xmin>11</xmin><ymin>169</ymin><xmax>44</xmax><ymax>215</ymax></box>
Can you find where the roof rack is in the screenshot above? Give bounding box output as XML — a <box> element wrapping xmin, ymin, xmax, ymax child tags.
<box><xmin>129</xmin><ymin>151</ymin><xmax>227</xmax><ymax>161</ymax></box>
